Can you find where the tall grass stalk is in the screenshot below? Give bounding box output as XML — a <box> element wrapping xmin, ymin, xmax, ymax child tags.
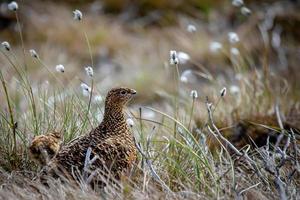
<box><xmin>13</xmin><ymin>8</ymin><xmax>39</xmax><ymax>133</ymax></box>
<box><xmin>188</xmin><ymin>96</ymin><xmax>196</xmax><ymax>130</ymax></box>
<box><xmin>83</xmin><ymin>31</ymin><xmax>94</xmax><ymax>68</ymax></box>
<box><xmin>1</xmin><ymin>48</ymin><xmax>38</xmax><ymax>134</ymax></box>
<box><xmin>14</xmin><ymin>10</ymin><xmax>28</xmax><ymax>72</ymax></box>
<box><xmin>173</xmin><ymin>63</ymin><xmax>180</xmax><ymax>137</ymax></box>
<box><xmin>0</xmin><ymin>71</ymin><xmax>17</xmax><ymax>160</ymax></box>
<box><xmin>35</xmin><ymin>57</ymin><xmax>94</xmax><ymax>130</ymax></box>
<box><xmin>84</xmin><ymin>78</ymin><xmax>94</xmax><ymax>128</ymax></box>
<box><xmin>145</xmin><ymin>107</ymin><xmax>217</xmax><ymax>184</ymax></box>
<box><xmin>78</xmin><ymin>24</ymin><xmax>94</xmax><ymax>129</ymax></box>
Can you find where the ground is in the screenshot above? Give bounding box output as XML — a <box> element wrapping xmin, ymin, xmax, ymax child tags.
<box><xmin>0</xmin><ymin>0</ymin><xmax>299</xmax><ymax>199</ymax></box>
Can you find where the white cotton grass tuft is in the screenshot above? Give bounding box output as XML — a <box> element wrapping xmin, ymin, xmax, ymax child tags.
<box><xmin>80</xmin><ymin>83</ymin><xmax>91</xmax><ymax>92</ymax></box>
<box><xmin>80</xmin><ymin>83</ymin><xmax>91</xmax><ymax>96</ymax></box>
<box><xmin>8</xmin><ymin>1</ymin><xmax>18</xmax><ymax>11</ymax></box>
<box><xmin>177</xmin><ymin>52</ymin><xmax>190</xmax><ymax>64</ymax></box>
<box><xmin>232</xmin><ymin>0</ymin><xmax>244</xmax><ymax>7</ymax></box>
<box><xmin>73</xmin><ymin>9</ymin><xmax>83</xmax><ymax>21</ymax></box>
<box><xmin>220</xmin><ymin>87</ymin><xmax>227</xmax><ymax>97</ymax></box>
<box><xmin>209</xmin><ymin>41</ymin><xmax>222</xmax><ymax>53</ymax></box>
<box><xmin>169</xmin><ymin>50</ymin><xmax>179</xmax><ymax>65</ymax></box>
<box><xmin>230</xmin><ymin>85</ymin><xmax>240</xmax><ymax>95</ymax></box>
<box><xmin>228</xmin><ymin>32</ymin><xmax>240</xmax><ymax>44</ymax></box>
<box><xmin>180</xmin><ymin>76</ymin><xmax>188</xmax><ymax>83</ymax></box>
<box><xmin>82</xmin><ymin>90</ymin><xmax>90</xmax><ymax>97</ymax></box>
<box><xmin>141</xmin><ymin>109</ymin><xmax>156</xmax><ymax>120</ymax></box>
<box><xmin>180</xmin><ymin>70</ymin><xmax>198</xmax><ymax>83</ymax></box>
<box><xmin>1</xmin><ymin>41</ymin><xmax>10</xmax><ymax>51</ymax></box>
<box><xmin>241</xmin><ymin>7</ymin><xmax>251</xmax><ymax>16</ymax></box>
<box><xmin>93</xmin><ymin>95</ymin><xmax>103</xmax><ymax>103</ymax></box>
<box><xmin>230</xmin><ymin>47</ymin><xmax>240</xmax><ymax>56</ymax></box>
<box><xmin>85</xmin><ymin>66</ymin><xmax>93</xmax><ymax>77</ymax></box>
<box><xmin>29</xmin><ymin>49</ymin><xmax>38</xmax><ymax>58</ymax></box>
<box><xmin>190</xmin><ymin>90</ymin><xmax>198</xmax><ymax>99</ymax></box>
<box><xmin>126</xmin><ymin>118</ymin><xmax>135</xmax><ymax>127</ymax></box>
<box><xmin>180</xmin><ymin>70</ymin><xmax>192</xmax><ymax>83</ymax></box>
<box><xmin>187</xmin><ymin>24</ymin><xmax>197</xmax><ymax>33</ymax></box>
<box><xmin>55</xmin><ymin>64</ymin><xmax>65</xmax><ymax>73</ymax></box>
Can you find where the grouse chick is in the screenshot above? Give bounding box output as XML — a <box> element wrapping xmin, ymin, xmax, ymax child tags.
<box><xmin>44</xmin><ymin>87</ymin><xmax>137</xmax><ymax>183</ymax></box>
<box><xmin>29</xmin><ymin>132</ymin><xmax>62</xmax><ymax>166</ymax></box>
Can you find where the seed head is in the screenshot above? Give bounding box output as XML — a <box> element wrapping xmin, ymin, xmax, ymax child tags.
<box><xmin>209</xmin><ymin>41</ymin><xmax>222</xmax><ymax>53</ymax></box>
<box><xmin>180</xmin><ymin>70</ymin><xmax>192</xmax><ymax>83</ymax></box>
<box><xmin>230</xmin><ymin>47</ymin><xmax>240</xmax><ymax>56</ymax></box>
<box><xmin>187</xmin><ymin>24</ymin><xmax>197</xmax><ymax>33</ymax></box>
<box><xmin>82</xmin><ymin>90</ymin><xmax>90</xmax><ymax>97</ymax></box>
<box><xmin>169</xmin><ymin>50</ymin><xmax>179</xmax><ymax>65</ymax></box>
<box><xmin>81</xmin><ymin>83</ymin><xmax>90</xmax><ymax>91</ymax></box>
<box><xmin>81</xmin><ymin>83</ymin><xmax>91</xmax><ymax>96</ymax></box>
<box><xmin>228</xmin><ymin>32</ymin><xmax>240</xmax><ymax>44</ymax></box>
<box><xmin>93</xmin><ymin>95</ymin><xmax>103</xmax><ymax>103</ymax></box>
<box><xmin>85</xmin><ymin>66</ymin><xmax>93</xmax><ymax>77</ymax></box>
<box><xmin>232</xmin><ymin>0</ymin><xmax>244</xmax><ymax>7</ymax></box>
<box><xmin>241</xmin><ymin>6</ymin><xmax>251</xmax><ymax>16</ymax></box>
<box><xmin>177</xmin><ymin>52</ymin><xmax>190</xmax><ymax>64</ymax></box>
<box><xmin>29</xmin><ymin>49</ymin><xmax>39</xmax><ymax>58</ymax></box>
<box><xmin>8</xmin><ymin>1</ymin><xmax>18</xmax><ymax>11</ymax></box>
<box><xmin>230</xmin><ymin>85</ymin><xmax>240</xmax><ymax>95</ymax></box>
<box><xmin>207</xmin><ymin>102</ymin><xmax>213</xmax><ymax>110</ymax></box>
<box><xmin>73</xmin><ymin>9</ymin><xmax>82</xmax><ymax>21</ymax></box>
<box><xmin>55</xmin><ymin>64</ymin><xmax>65</xmax><ymax>73</ymax></box>
<box><xmin>1</xmin><ymin>41</ymin><xmax>10</xmax><ymax>51</ymax></box>
<box><xmin>126</xmin><ymin>118</ymin><xmax>134</xmax><ymax>127</ymax></box>
<box><xmin>190</xmin><ymin>90</ymin><xmax>198</xmax><ymax>99</ymax></box>
<box><xmin>180</xmin><ymin>76</ymin><xmax>188</xmax><ymax>83</ymax></box>
<box><xmin>220</xmin><ymin>87</ymin><xmax>227</xmax><ymax>97</ymax></box>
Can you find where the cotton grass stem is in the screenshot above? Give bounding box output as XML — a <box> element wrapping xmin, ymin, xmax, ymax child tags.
<box><xmin>83</xmin><ymin>31</ymin><xmax>94</xmax><ymax>68</ymax></box>
<box><xmin>36</xmin><ymin>58</ymin><xmax>93</xmax><ymax>128</ymax></box>
<box><xmin>0</xmin><ymin>49</ymin><xmax>38</xmax><ymax>133</ymax></box>
<box><xmin>188</xmin><ymin>97</ymin><xmax>195</xmax><ymax>130</ymax></box>
<box><xmin>83</xmin><ymin>79</ymin><xmax>94</xmax><ymax>128</ymax></box>
<box><xmin>173</xmin><ymin>63</ymin><xmax>180</xmax><ymax>137</ymax></box>
<box><xmin>15</xmin><ymin>11</ymin><xmax>28</xmax><ymax>72</ymax></box>
<box><xmin>36</xmin><ymin>58</ymin><xmax>65</xmax><ymax>87</ymax></box>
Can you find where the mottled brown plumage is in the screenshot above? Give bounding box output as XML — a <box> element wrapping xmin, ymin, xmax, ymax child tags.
<box><xmin>29</xmin><ymin>132</ymin><xmax>62</xmax><ymax>166</ymax></box>
<box><xmin>43</xmin><ymin>87</ymin><xmax>137</xmax><ymax>183</ymax></box>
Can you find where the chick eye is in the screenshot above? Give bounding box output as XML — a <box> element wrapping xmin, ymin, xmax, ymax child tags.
<box><xmin>120</xmin><ymin>90</ymin><xmax>127</xmax><ymax>95</ymax></box>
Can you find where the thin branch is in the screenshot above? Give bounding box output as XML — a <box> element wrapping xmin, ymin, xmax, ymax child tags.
<box><xmin>134</xmin><ymin>138</ymin><xmax>172</xmax><ymax>193</ymax></box>
<box><xmin>238</xmin><ymin>182</ymin><xmax>261</xmax><ymax>196</ymax></box>
<box><xmin>275</xmin><ymin>103</ymin><xmax>285</xmax><ymax>148</ymax></box>
<box><xmin>205</xmin><ymin>97</ymin><xmax>267</xmax><ymax>185</ymax></box>
<box><xmin>290</xmin><ymin>129</ymin><xmax>299</xmax><ymax>172</ymax></box>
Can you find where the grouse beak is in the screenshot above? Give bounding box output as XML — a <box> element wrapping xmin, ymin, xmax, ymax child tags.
<box><xmin>130</xmin><ymin>89</ymin><xmax>137</xmax><ymax>95</ymax></box>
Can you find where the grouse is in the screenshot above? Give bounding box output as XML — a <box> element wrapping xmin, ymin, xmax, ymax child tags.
<box><xmin>42</xmin><ymin>87</ymin><xmax>137</xmax><ymax>184</ymax></box>
<box><xmin>29</xmin><ymin>131</ymin><xmax>62</xmax><ymax>166</ymax></box>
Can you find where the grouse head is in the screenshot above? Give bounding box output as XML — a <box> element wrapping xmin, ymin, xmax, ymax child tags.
<box><xmin>105</xmin><ymin>87</ymin><xmax>137</xmax><ymax>108</ymax></box>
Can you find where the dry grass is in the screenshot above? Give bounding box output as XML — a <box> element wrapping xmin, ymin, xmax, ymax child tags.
<box><xmin>0</xmin><ymin>0</ymin><xmax>299</xmax><ymax>199</ymax></box>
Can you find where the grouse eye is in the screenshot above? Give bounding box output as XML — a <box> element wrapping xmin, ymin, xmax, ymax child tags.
<box><xmin>120</xmin><ymin>90</ymin><xmax>127</xmax><ymax>95</ymax></box>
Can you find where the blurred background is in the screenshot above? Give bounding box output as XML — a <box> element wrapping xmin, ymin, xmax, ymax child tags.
<box><xmin>0</xmin><ymin>0</ymin><xmax>299</xmax><ymax>136</ymax></box>
<box><xmin>0</xmin><ymin>0</ymin><xmax>299</xmax><ymax>91</ymax></box>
